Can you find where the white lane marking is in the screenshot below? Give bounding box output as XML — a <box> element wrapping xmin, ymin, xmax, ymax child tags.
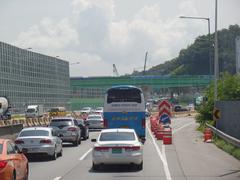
<box><xmin>79</xmin><ymin>148</ymin><xmax>93</xmax><ymax>161</ymax></box>
<box><xmin>147</xmin><ymin>125</ymin><xmax>172</xmax><ymax>180</ymax></box>
<box><xmin>173</xmin><ymin>122</ymin><xmax>194</xmax><ymax>134</ymax></box>
<box><xmin>53</xmin><ymin>177</ymin><xmax>61</xmax><ymax>180</ymax></box>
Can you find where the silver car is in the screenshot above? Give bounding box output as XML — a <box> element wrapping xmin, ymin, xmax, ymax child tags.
<box><xmin>86</xmin><ymin>114</ymin><xmax>104</xmax><ymax>129</ymax></box>
<box><xmin>49</xmin><ymin>117</ymin><xmax>81</xmax><ymax>146</ymax></box>
<box><xmin>15</xmin><ymin>127</ymin><xmax>62</xmax><ymax>160</ymax></box>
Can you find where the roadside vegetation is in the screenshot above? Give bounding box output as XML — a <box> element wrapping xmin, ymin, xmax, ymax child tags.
<box><xmin>196</xmin><ymin>73</ymin><xmax>240</xmax><ymax>160</ymax></box>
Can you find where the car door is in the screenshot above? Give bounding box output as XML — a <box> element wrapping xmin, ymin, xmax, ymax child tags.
<box><xmin>7</xmin><ymin>142</ymin><xmax>25</xmax><ymax>179</ymax></box>
<box><xmin>51</xmin><ymin>130</ymin><xmax>61</xmax><ymax>153</ymax></box>
<box><xmin>74</xmin><ymin>119</ymin><xmax>81</xmax><ymax>137</ymax></box>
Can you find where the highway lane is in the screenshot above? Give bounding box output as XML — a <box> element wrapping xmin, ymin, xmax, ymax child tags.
<box><xmin>29</xmin><ymin>129</ymin><xmax>167</xmax><ymax>180</ymax></box>
<box><xmin>28</xmin><ymin>116</ymin><xmax>240</xmax><ymax>180</ymax></box>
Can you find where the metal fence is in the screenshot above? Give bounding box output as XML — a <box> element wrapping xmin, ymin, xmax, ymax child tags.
<box><xmin>216</xmin><ymin>101</ymin><xmax>240</xmax><ymax>140</ymax></box>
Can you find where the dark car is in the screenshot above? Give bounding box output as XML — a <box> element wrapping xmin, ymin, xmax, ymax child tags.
<box><xmin>174</xmin><ymin>105</ymin><xmax>188</xmax><ymax>112</ymax></box>
<box><xmin>76</xmin><ymin>119</ymin><xmax>89</xmax><ymax>140</ymax></box>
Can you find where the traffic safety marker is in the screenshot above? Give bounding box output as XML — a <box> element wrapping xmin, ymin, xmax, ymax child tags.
<box><xmin>204</xmin><ymin>128</ymin><xmax>213</xmax><ymax>143</ymax></box>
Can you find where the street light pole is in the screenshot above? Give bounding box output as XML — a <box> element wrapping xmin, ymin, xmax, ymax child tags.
<box><xmin>214</xmin><ymin>0</ymin><xmax>219</xmax><ymax>101</ymax></box>
<box><xmin>179</xmin><ymin>16</ymin><xmax>212</xmax><ymax>75</ymax></box>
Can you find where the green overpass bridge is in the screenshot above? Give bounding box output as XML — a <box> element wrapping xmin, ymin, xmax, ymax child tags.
<box><xmin>70</xmin><ymin>75</ymin><xmax>212</xmax><ymax>89</ymax></box>
<box><xmin>70</xmin><ymin>75</ymin><xmax>213</xmax><ymax>110</ymax></box>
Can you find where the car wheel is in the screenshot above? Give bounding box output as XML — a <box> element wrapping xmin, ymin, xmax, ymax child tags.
<box><xmin>73</xmin><ymin>139</ymin><xmax>79</xmax><ymax>146</ymax></box>
<box><xmin>78</xmin><ymin>137</ymin><xmax>81</xmax><ymax>144</ymax></box>
<box><xmin>51</xmin><ymin>149</ymin><xmax>57</xmax><ymax>160</ymax></box>
<box><xmin>135</xmin><ymin>162</ymin><xmax>143</xmax><ymax>170</ymax></box>
<box><xmin>92</xmin><ymin>162</ymin><xmax>100</xmax><ymax>171</ymax></box>
<box><xmin>58</xmin><ymin>148</ymin><xmax>63</xmax><ymax>157</ymax></box>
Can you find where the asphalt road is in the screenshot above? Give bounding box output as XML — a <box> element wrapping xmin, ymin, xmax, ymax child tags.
<box><xmin>28</xmin><ymin>116</ymin><xmax>240</xmax><ymax>180</ymax></box>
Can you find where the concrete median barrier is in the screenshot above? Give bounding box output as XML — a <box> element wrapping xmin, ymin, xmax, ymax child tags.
<box><xmin>0</xmin><ymin>124</ymin><xmax>23</xmax><ymax>140</ymax></box>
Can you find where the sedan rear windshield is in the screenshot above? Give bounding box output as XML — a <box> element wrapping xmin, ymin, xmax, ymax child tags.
<box><xmin>99</xmin><ymin>132</ymin><xmax>135</xmax><ymax>141</ymax></box>
<box><xmin>50</xmin><ymin>119</ymin><xmax>73</xmax><ymax>127</ymax></box>
<box><xmin>19</xmin><ymin>130</ymin><xmax>49</xmax><ymax>137</ymax></box>
<box><xmin>0</xmin><ymin>144</ymin><xmax>3</xmax><ymax>154</ymax></box>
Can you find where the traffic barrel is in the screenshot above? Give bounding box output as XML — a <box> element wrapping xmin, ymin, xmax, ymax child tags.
<box><xmin>204</xmin><ymin>128</ymin><xmax>213</xmax><ymax>142</ymax></box>
<box><xmin>163</xmin><ymin>126</ymin><xmax>172</xmax><ymax>145</ymax></box>
<box><xmin>155</xmin><ymin>124</ymin><xmax>164</xmax><ymax>140</ymax></box>
<box><xmin>151</xmin><ymin>116</ymin><xmax>158</xmax><ymax>132</ymax></box>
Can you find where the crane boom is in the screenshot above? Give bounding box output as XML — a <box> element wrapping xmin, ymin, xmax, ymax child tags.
<box><xmin>113</xmin><ymin>64</ymin><xmax>119</xmax><ymax>76</ymax></box>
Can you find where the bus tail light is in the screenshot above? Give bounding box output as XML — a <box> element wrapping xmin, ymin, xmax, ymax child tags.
<box><xmin>103</xmin><ymin>119</ymin><xmax>108</xmax><ymax>128</ymax></box>
<box><xmin>142</xmin><ymin>119</ymin><xmax>145</xmax><ymax>128</ymax></box>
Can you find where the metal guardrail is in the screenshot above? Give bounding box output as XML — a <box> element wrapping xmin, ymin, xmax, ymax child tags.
<box><xmin>206</xmin><ymin>123</ymin><xmax>240</xmax><ymax>148</ymax></box>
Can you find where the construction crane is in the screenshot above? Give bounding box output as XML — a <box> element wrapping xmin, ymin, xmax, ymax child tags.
<box><xmin>143</xmin><ymin>51</ymin><xmax>148</xmax><ymax>75</ymax></box>
<box><xmin>113</xmin><ymin>64</ymin><xmax>119</xmax><ymax>77</ymax></box>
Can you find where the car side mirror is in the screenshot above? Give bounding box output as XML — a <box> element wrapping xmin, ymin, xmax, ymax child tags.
<box><xmin>91</xmin><ymin>139</ymin><xmax>97</xmax><ymax>142</ymax></box>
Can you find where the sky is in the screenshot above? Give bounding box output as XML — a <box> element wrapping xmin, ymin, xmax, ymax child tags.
<box><xmin>0</xmin><ymin>0</ymin><xmax>239</xmax><ymax>77</ymax></box>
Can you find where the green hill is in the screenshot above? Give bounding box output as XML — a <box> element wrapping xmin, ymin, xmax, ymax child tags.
<box><xmin>133</xmin><ymin>25</ymin><xmax>240</xmax><ymax>76</ymax></box>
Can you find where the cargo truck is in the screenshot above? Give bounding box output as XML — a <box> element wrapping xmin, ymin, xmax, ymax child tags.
<box><xmin>25</xmin><ymin>105</ymin><xmax>44</xmax><ymax>118</ymax></box>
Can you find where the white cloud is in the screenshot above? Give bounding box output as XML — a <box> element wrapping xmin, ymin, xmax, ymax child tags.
<box><xmin>14</xmin><ymin>0</ymin><xmax>207</xmax><ymax>76</ymax></box>
<box><xmin>14</xmin><ymin>17</ymin><xmax>79</xmax><ymax>50</ymax></box>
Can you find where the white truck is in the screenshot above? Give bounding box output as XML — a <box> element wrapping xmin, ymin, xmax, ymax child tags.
<box><xmin>25</xmin><ymin>105</ymin><xmax>44</xmax><ymax>118</ymax></box>
<box><xmin>0</xmin><ymin>97</ymin><xmax>11</xmax><ymax>120</ymax></box>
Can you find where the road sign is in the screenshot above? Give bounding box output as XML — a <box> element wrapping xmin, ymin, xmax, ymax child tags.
<box><xmin>158</xmin><ymin>100</ymin><xmax>171</xmax><ymax>111</ymax></box>
<box><xmin>159</xmin><ymin>108</ymin><xmax>171</xmax><ymax>117</ymax></box>
<box><xmin>158</xmin><ymin>100</ymin><xmax>172</xmax><ymax>117</ymax></box>
<box><xmin>159</xmin><ymin>113</ymin><xmax>171</xmax><ymax>124</ymax></box>
<box><xmin>213</xmin><ymin>109</ymin><xmax>221</xmax><ymax>120</ymax></box>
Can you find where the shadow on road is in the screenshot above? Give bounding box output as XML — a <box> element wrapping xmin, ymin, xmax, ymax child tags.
<box><xmin>26</xmin><ymin>155</ymin><xmax>53</xmax><ymax>163</ymax></box>
<box><xmin>89</xmin><ymin>164</ymin><xmax>142</xmax><ymax>173</ymax></box>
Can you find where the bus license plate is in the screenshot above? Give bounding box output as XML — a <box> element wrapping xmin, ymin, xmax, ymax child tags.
<box><xmin>112</xmin><ymin>148</ymin><xmax>122</xmax><ymax>154</ymax></box>
<box><xmin>121</xmin><ymin>126</ymin><xmax>128</xmax><ymax>128</ymax></box>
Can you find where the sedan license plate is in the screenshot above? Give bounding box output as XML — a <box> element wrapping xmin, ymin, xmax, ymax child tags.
<box><xmin>28</xmin><ymin>148</ymin><xmax>39</xmax><ymax>152</ymax></box>
<box><xmin>121</xmin><ymin>125</ymin><xmax>128</xmax><ymax>128</ymax></box>
<box><xmin>112</xmin><ymin>148</ymin><xmax>122</xmax><ymax>154</ymax></box>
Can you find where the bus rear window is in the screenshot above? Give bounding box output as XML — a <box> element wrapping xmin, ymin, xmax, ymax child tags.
<box><xmin>107</xmin><ymin>88</ymin><xmax>141</xmax><ymax>103</ymax></box>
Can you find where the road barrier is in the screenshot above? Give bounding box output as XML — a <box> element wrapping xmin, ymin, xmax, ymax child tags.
<box><xmin>206</xmin><ymin>123</ymin><xmax>240</xmax><ymax>148</ymax></box>
<box><xmin>155</xmin><ymin>124</ymin><xmax>164</xmax><ymax>140</ymax></box>
<box><xmin>0</xmin><ymin>124</ymin><xmax>23</xmax><ymax>140</ymax></box>
<box><xmin>204</xmin><ymin>128</ymin><xmax>213</xmax><ymax>142</ymax></box>
<box><xmin>163</xmin><ymin>126</ymin><xmax>172</xmax><ymax>145</ymax></box>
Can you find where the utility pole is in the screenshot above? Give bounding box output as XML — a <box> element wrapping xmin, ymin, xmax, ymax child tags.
<box><xmin>143</xmin><ymin>51</ymin><xmax>148</xmax><ymax>76</ymax></box>
<box><xmin>214</xmin><ymin>0</ymin><xmax>219</xmax><ymax>101</ymax></box>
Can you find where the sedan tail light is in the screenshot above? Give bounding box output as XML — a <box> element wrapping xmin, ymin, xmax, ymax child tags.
<box><xmin>0</xmin><ymin>161</ymin><xmax>7</xmax><ymax>169</ymax></box>
<box><xmin>125</xmin><ymin>146</ymin><xmax>140</xmax><ymax>151</ymax></box>
<box><xmin>40</xmin><ymin>139</ymin><xmax>52</xmax><ymax>144</ymax></box>
<box><xmin>15</xmin><ymin>139</ymin><xmax>24</xmax><ymax>144</ymax></box>
<box><xmin>67</xmin><ymin>127</ymin><xmax>77</xmax><ymax>131</ymax></box>
<box><xmin>94</xmin><ymin>146</ymin><xmax>110</xmax><ymax>152</ymax></box>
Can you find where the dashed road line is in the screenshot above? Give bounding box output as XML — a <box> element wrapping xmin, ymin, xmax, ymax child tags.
<box><xmin>79</xmin><ymin>148</ymin><xmax>92</xmax><ymax>161</ymax></box>
<box><xmin>53</xmin><ymin>176</ymin><xmax>61</xmax><ymax>180</ymax></box>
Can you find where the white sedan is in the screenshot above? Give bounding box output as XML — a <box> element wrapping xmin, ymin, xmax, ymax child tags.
<box><xmin>91</xmin><ymin>128</ymin><xmax>143</xmax><ymax>170</ymax></box>
<box><xmin>15</xmin><ymin>127</ymin><xmax>63</xmax><ymax>160</ymax></box>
